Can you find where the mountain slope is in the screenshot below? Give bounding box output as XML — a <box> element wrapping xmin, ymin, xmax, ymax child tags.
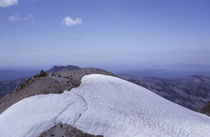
<box><xmin>0</xmin><ymin>74</ymin><xmax>210</xmax><ymax>137</ymax></box>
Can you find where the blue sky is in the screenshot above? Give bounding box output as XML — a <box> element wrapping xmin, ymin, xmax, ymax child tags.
<box><xmin>0</xmin><ymin>0</ymin><xmax>210</xmax><ymax>70</ymax></box>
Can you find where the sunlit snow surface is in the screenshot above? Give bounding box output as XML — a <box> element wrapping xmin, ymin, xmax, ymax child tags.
<box><xmin>0</xmin><ymin>74</ymin><xmax>210</xmax><ymax>137</ymax></box>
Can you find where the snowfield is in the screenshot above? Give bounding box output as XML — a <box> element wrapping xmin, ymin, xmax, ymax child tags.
<box><xmin>0</xmin><ymin>74</ymin><xmax>210</xmax><ymax>137</ymax></box>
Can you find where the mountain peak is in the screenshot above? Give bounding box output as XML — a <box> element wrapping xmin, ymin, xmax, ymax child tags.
<box><xmin>46</xmin><ymin>65</ymin><xmax>80</xmax><ymax>74</ymax></box>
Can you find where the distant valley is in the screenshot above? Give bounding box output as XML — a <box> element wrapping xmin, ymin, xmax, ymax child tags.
<box><xmin>117</xmin><ymin>69</ymin><xmax>210</xmax><ymax>79</ymax></box>
<box><xmin>0</xmin><ymin>69</ymin><xmax>38</xmax><ymax>99</ymax></box>
<box><xmin>0</xmin><ymin>79</ymin><xmax>24</xmax><ymax>99</ymax></box>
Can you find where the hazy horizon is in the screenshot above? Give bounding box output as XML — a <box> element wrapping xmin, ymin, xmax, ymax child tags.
<box><xmin>1</xmin><ymin>63</ymin><xmax>210</xmax><ymax>73</ymax></box>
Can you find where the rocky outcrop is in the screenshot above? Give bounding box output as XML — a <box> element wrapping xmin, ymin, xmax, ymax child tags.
<box><xmin>34</xmin><ymin>70</ymin><xmax>47</xmax><ymax>78</ymax></box>
<box><xmin>0</xmin><ymin>68</ymin><xmax>115</xmax><ymax>114</ymax></box>
<box><xmin>39</xmin><ymin>123</ymin><xmax>103</xmax><ymax>137</ymax></box>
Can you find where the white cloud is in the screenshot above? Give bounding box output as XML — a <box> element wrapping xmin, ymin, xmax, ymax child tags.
<box><xmin>61</xmin><ymin>17</ymin><xmax>82</xmax><ymax>26</ymax></box>
<box><xmin>8</xmin><ymin>14</ymin><xmax>21</xmax><ymax>21</ymax></box>
<box><xmin>8</xmin><ymin>14</ymin><xmax>33</xmax><ymax>22</ymax></box>
<box><xmin>22</xmin><ymin>14</ymin><xmax>33</xmax><ymax>21</ymax></box>
<box><xmin>0</xmin><ymin>0</ymin><xmax>18</xmax><ymax>7</ymax></box>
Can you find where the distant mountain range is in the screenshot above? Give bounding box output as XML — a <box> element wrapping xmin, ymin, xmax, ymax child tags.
<box><xmin>0</xmin><ymin>69</ymin><xmax>38</xmax><ymax>81</ymax></box>
<box><xmin>117</xmin><ymin>69</ymin><xmax>210</xmax><ymax>79</ymax></box>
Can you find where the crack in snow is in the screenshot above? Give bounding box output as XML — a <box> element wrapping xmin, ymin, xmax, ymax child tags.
<box><xmin>71</xmin><ymin>91</ymin><xmax>89</xmax><ymax>126</ymax></box>
<box><xmin>51</xmin><ymin>91</ymin><xmax>89</xmax><ymax>127</ymax></box>
<box><xmin>53</xmin><ymin>101</ymin><xmax>75</xmax><ymax>125</ymax></box>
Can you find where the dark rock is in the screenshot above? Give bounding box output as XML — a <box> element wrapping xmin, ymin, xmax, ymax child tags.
<box><xmin>34</xmin><ymin>70</ymin><xmax>47</xmax><ymax>78</ymax></box>
<box><xmin>39</xmin><ymin>123</ymin><xmax>103</xmax><ymax>137</ymax></box>
<box><xmin>200</xmin><ymin>101</ymin><xmax>210</xmax><ymax>116</ymax></box>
